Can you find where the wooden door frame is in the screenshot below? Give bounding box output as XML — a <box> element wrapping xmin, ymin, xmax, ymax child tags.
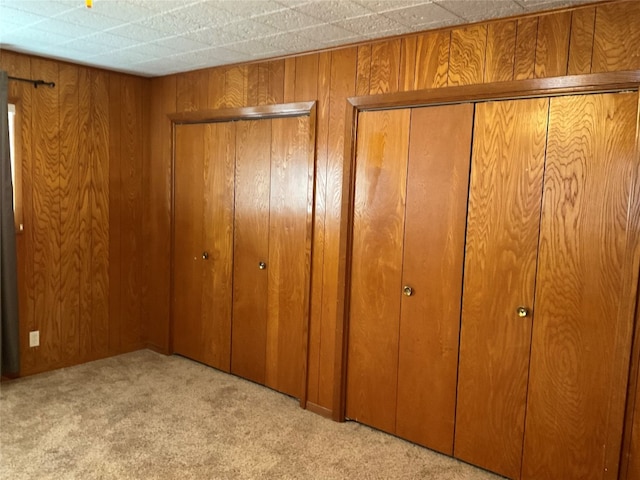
<box><xmin>333</xmin><ymin>70</ymin><xmax>640</xmax><ymax>473</ymax></box>
<box><xmin>169</xmin><ymin>101</ymin><xmax>317</xmax><ymax>409</ymax></box>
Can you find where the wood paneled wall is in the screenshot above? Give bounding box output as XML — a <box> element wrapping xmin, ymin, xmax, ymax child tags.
<box><xmin>0</xmin><ymin>50</ymin><xmax>148</xmax><ymax>375</ymax></box>
<box><xmin>146</xmin><ymin>0</ymin><xmax>640</xmax><ymax>415</ymax></box>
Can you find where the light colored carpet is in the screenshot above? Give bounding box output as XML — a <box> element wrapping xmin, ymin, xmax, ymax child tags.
<box><xmin>0</xmin><ymin>350</ymin><xmax>503</xmax><ymax>479</ymax></box>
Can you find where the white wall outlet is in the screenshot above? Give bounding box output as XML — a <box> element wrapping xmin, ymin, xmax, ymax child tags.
<box><xmin>29</xmin><ymin>330</ymin><xmax>39</xmax><ymax>347</ymax></box>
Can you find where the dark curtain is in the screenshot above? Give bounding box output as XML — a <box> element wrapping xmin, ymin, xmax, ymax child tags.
<box><xmin>0</xmin><ymin>70</ymin><xmax>20</xmax><ymax>375</ymax></box>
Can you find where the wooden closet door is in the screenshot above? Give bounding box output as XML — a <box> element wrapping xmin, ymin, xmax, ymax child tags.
<box><xmin>232</xmin><ymin>120</ymin><xmax>271</xmax><ymax>383</ymax></box>
<box><xmin>454</xmin><ymin>98</ymin><xmax>549</xmax><ymax>479</ymax></box>
<box><xmin>173</xmin><ymin>123</ymin><xmax>235</xmax><ymax>370</ymax></box>
<box><xmin>346</xmin><ymin>109</ymin><xmax>411</xmax><ymax>434</ymax></box>
<box><xmin>521</xmin><ymin>92</ymin><xmax>639</xmax><ymax>480</ymax></box>
<box><xmin>173</xmin><ymin>124</ymin><xmax>205</xmax><ymax>362</ymax></box>
<box><xmin>395</xmin><ymin>104</ymin><xmax>473</xmax><ymax>454</ymax></box>
<box><xmin>265</xmin><ymin>115</ymin><xmax>314</xmax><ymax>398</ymax></box>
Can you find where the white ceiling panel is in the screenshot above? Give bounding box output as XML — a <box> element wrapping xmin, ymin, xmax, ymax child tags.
<box><xmin>0</xmin><ymin>0</ymin><xmax>603</xmax><ymax>77</ymax></box>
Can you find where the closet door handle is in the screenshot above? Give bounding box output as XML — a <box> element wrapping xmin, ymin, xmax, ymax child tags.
<box><xmin>516</xmin><ymin>306</ymin><xmax>530</xmax><ymax>318</ymax></box>
<box><xmin>258</xmin><ymin>261</ymin><xmax>267</xmax><ymax>270</ymax></box>
<box><xmin>402</xmin><ymin>285</ymin><xmax>414</xmax><ymax>297</ymax></box>
<box><xmin>202</xmin><ymin>251</ymin><xmax>209</xmax><ymax>260</ymax></box>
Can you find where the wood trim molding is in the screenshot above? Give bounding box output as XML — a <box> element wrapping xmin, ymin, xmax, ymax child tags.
<box><xmin>169</xmin><ymin>101</ymin><xmax>316</xmax><ymax>124</ymax></box>
<box><xmin>332</xmin><ymin>70</ymin><xmax>640</xmax><ymax>423</ymax></box>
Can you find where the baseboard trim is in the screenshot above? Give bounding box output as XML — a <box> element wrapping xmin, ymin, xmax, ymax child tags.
<box><xmin>306</xmin><ymin>401</ymin><xmax>333</xmax><ymax>419</ymax></box>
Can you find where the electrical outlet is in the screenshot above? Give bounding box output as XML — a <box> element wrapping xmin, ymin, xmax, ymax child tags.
<box><xmin>29</xmin><ymin>330</ymin><xmax>39</xmax><ymax>348</ymax></box>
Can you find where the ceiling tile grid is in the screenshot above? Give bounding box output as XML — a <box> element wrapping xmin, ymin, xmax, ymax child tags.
<box><xmin>0</xmin><ymin>0</ymin><xmax>602</xmax><ymax>77</ymax></box>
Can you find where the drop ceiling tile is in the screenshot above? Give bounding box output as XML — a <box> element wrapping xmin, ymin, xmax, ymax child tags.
<box><xmin>5</xmin><ymin>0</ymin><xmax>78</xmax><ymax>17</ymax></box>
<box><xmin>383</xmin><ymin>3</ymin><xmax>460</xmax><ymax>28</ymax></box>
<box><xmin>86</xmin><ymin>0</ymin><xmax>155</xmax><ymax>21</ymax></box>
<box><xmin>63</xmin><ymin>32</ymin><xmax>134</xmax><ymax>50</ymax></box>
<box><xmin>262</xmin><ymin>32</ymin><xmax>320</xmax><ymax>52</ymax></box>
<box><xmin>0</xmin><ymin>6</ymin><xmax>50</xmax><ymax>29</ymax></box>
<box><xmin>181</xmin><ymin>26</ymin><xmax>245</xmax><ymax>46</ymax></box>
<box><xmin>32</xmin><ymin>19</ymin><xmax>97</xmax><ymax>38</ymax></box>
<box><xmin>215</xmin><ymin>0</ymin><xmax>288</xmax><ymax>18</ymax></box>
<box><xmin>516</xmin><ymin>0</ymin><xmax>599</xmax><ymax>9</ymax></box>
<box><xmin>154</xmin><ymin>35</ymin><xmax>211</xmax><ymax>52</ymax></box>
<box><xmin>436</xmin><ymin>0</ymin><xmax>524</xmax><ymax>22</ymax></box>
<box><xmin>108</xmin><ymin>23</ymin><xmax>171</xmax><ymax>42</ymax></box>
<box><xmin>296</xmin><ymin>22</ymin><xmax>360</xmax><ymax>43</ymax></box>
<box><xmin>222</xmin><ymin>38</ymin><xmax>283</xmax><ymax>56</ymax></box>
<box><xmin>49</xmin><ymin>9</ymin><xmax>124</xmax><ymax>30</ymax></box>
<box><xmin>356</xmin><ymin>0</ymin><xmax>427</xmax><ymax>13</ymax></box>
<box><xmin>219</xmin><ymin>18</ymin><xmax>281</xmax><ymax>40</ymax></box>
<box><xmin>4</xmin><ymin>27</ymin><xmax>72</xmax><ymax>47</ymax></box>
<box><xmin>140</xmin><ymin>5</ymin><xmax>236</xmax><ymax>32</ymax></box>
<box><xmin>334</xmin><ymin>13</ymin><xmax>407</xmax><ymax>35</ymax></box>
<box><xmin>294</xmin><ymin>0</ymin><xmax>372</xmax><ymax>22</ymax></box>
<box><xmin>86</xmin><ymin>49</ymin><xmax>151</xmax><ymax>64</ymax></box>
<box><xmin>254</xmin><ymin>9</ymin><xmax>325</xmax><ymax>30</ymax></box>
<box><xmin>118</xmin><ymin>42</ymin><xmax>182</xmax><ymax>58</ymax></box>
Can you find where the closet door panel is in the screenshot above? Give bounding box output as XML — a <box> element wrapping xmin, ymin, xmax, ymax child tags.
<box><xmin>454</xmin><ymin>98</ymin><xmax>549</xmax><ymax>479</ymax></box>
<box><xmin>522</xmin><ymin>92</ymin><xmax>639</xmax><ymax>480</ymax></box>
<box><xmin>266</xmin><ymin>116</ymin><xmax>313</xmax><ymax>398</ymax></box>
<box><xmin>395</xmin><ymin>103</ymin><xmax>473</xmax><ymax>454</ymax></box>
<box><xmin>201</xmin><ymin>122</ymin><xmax>235</xmax><ymax>372</ymax></box>
<box><xmin>232</xmin><ymin>120</ymin><xmax>271</xmax><ymax>384</ymax></box>
<box><xmin>346</xmin><ymin>109</ymin><xmax>411</xmax><ymax>434</ymax></box>
<box><xmin>173</xmin><ymin>125</ymin><xmax>206</xmax><ymax>362</ymax></box>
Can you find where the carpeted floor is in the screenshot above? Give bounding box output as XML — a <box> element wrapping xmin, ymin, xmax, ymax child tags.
<box><xmin>0</xmin><ymin>350</ymin><xmax>503</xmax><ymax>479</ymax></box>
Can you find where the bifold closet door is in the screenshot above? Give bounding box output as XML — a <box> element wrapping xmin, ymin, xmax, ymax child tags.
<box><xmin>346</xmin><ymin>104</ymin><xmax>473</xmax><ymax>452</ymax></box>
<box><xmin>173</xmin><ymin>123</ymin><xmax>235</xmax><ymax>371</ymax></box>
<box><xmin>454</xmin><ymin>98</ymin><xmax>549</xmax><ymax>480</ymax></box>
<box><xmin>231</xmin><ymin>115</ymin><xmax>313</xmax><ymax>399</ymax></box>
<box><xmin>521</xmin><ymin>92</ymin><xmax>639</xmax><ymax>480</ymax></box>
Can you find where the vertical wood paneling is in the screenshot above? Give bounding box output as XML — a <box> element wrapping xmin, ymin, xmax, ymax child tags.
<box><xmin>283</xmin><ymin>57</ymin><xmax>296</xmax><ymax>103</ymax></box>
<box><xmin>268</xmin><ymin>60</ymin><xmax>285</xmax><ymax>104</ymax></box>
<box><xmin>307</xmin><ymin>51</ymin><xmax>331</xmax><ymax>406</ymax></box>
<box><xmin>414</xmin><ymin>31</ymin><xmax>450</xmax><ymax>90</ymax></box>
<box><xmin>176</xmin><ymin>70</ymin><xmax>208</xmax><ymax>111</ymax></box>
<box><xmin>355</xmin><ymin>44</ymin><xmax>372</xmax><ymax>96</ymax></box>
<box><xmin>592</xmin><ymin>1</ymin><xmax>640</xmax><ymax>72</ymax></box>
<box><xmin>144</xmin><ymin>75</ymin><xmax>176</xmax><ymax>352</ymax></box>
<box><xmin>294</xmin><ymin>54</ymin><xmax>319</xmax><ymax>101</ymax></box>
<box><xmin>514</xmin><ymin>17</ymin><xmax>538</xmax><ymax>80</ymax></box>
<box><xmin>77</xmin><ymin>67</ymin><xmax>92</xmax><ymax>361</ymax></box>
<box><xmin>89</xmin><ymin>70</ymin><xmax>111</xmax><ymax>357</ymax></box>
<box><xmin>369</xmin><ymin>39</ymin><xmax>401</xmax><ymax>95</ymax></box>
<box><xmin>31</xmin><ymin>58</ymin><xmax>61</xmax><ymax>368</ymax></box>
<box><xmin>318</xmin><ymin>47</ymin><xmax>357</xmax><ymax>409</ymax></box>
<box><xmin>59</xmin><ymin>65</ymin><xmax>81</xmax><ymax>361</ymax></box>
<box><xmin>207</xmin><ymin>68</ymin><xmax>226</xmax><ymax>109</ymax></box>
<box><xmin>534</xmin><ymin>11</ymin><xmax>571</xmax><ymax>78</ymax></box>
<box><xmin>119</xmin><ymin>76</ymin><xmax>143</xmax><ymax>351</ymax></box>
<box><xmin>223</xmin><ymin>65</ymin><xmax>247</xmax><ymax>107</ymax></box>
<box><xmin>567</xmin><ymin>7</ymin><xmax>596</xmax><ymax>75</ymax></box>
<box><xmin>399</xmin><ymin>36</ymin><xmax>417</xmax><ymax>92</ymax></box>
<box><xmin>485</xmin><ymin>21</ymin><xmax>516</xmax><ymax>83</ymax></box>
<box><xmin>448</xmin><ymin>25</ymin><xmax>487</xmax><ymax>86</ymax></box>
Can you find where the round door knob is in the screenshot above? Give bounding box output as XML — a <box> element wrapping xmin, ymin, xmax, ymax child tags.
<box><xmin>202</xmin><ymin>251</ymin><xmax>209</xmax><ymax>260</ymax></box>
<box><xmin>402</xmin><ymin>285</ymin><xmax>414</xmax><ymax>297</ymax></box>
<box><xmin>517</xmin><ymin>306</ymin><xmax>530</xmax><ymax>318</ymax></box>
<box><xmin>258</xmin><ymin>261</ymin><xmax>266</xmax><ymax>270</ymax></box>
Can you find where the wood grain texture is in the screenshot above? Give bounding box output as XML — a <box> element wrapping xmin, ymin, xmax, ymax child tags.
<box><xmin>448</xmin><ymin>25</ymin><xmax>487</xmax><ymax>86</ymax></box>
<box><xmin>59</xmin><ymin>64</ymin><xmax>81</xmax><ymax>362</ymax></box>
<box><xmin>399</xmin><ymin>36</ymin><xmax>417</xmax><ymax>92</ymax></box>
<box><xmin>626</xmin><ymin>298</ymin><xmax>640</xmax><ymax>480</ymax></box>
<box><xmin>592</xmin><ymin>1</ymin><xmax>640</xmax><ymax>73</ymax></box>
<box><xmin>30</xmin><ymin>58</ymin><xmax>61</xmax><ymax>369</ymax></box>
<box><xmin>223</xmin><ymin>65</ymin><xmax>247</xmax><ymax>108</ymax></box>
<box><xmin>90</xmin><ymin>70</ymin><xmax>111</xmax><ymax>358</ymax></box>
<box><xmin>232</xmin><ymin>120</ymin><xmax>271</xmax><ymax>384</ymax></box>
<box><xmin>307</xmin><ymin>51</ymin><xmax>331</xmax><ymax>405</ymax></box>
<box><xmin>172</xmin><ymin>125</ymin><xmax>205</xmax><ymax>362</ymax></box>
<box><xmin>318</xmin><ymin>47</ymin><xmax>357</xmax><ymax>409</ymax></box>
<box><xmin>119</xmin><ymin>75</ymin><xmax>144</xmax><ymax>351</ymax></box>
<box><xmin>207</xmin><ymin>68</ymin><xmax>226</xmax><ymax>109</ymax></box>
<box><xmin>346</xmin><ymin>108</ymin><xmax>410</xmax><ymax>435</ymax></box>
<box><xmin>485</xmin><ymin>21</ymin><xmax>516</xmax><ymax>83</ymax></box>
<box><xmin>414</xmin><ymin>31</ymin><xmax>450</xmax><ymax>90</ymax></box>
<box><xmin>266</xmin><ymin>116</ymin><xmax>313</xmax><ymax>399</ymax></box>
<box><xmin>144</xmin><ymin>75</ymin><xmax>176</xmax><ymax>352</ymax></box>
<box><xmin>176</xmin><ymin>70</ymin><xmax>208</xmax><ymax>111</ymax></box>
<box><xmin>514</xmin><ymin>17</ymin><xmax>539</xmax><ymax>80</ymax></box>
<box><xmin>534</xmin><ymin>11</ymin><xmax>571</xmax><ymax>78</ymax></box>
<box><xmin>369</xmin><ymin>39</ymin><xmax>401</xmax><ymax>95</ymax></box>
<box><xmin>201</xmin><ymin>122</ymin><xmax>235</xmax><ymax>371</ymax></box>
<box><xmin>395</xmin><ymin>104</ymin><xmax>473</xmax><ymax>455</ymax></box>
<box><xmin>521</xmin><ymin>92</ymin><xmax>638</xmax><ymax>480</ymax></box>
<box><xmin>283</xmin><ymin>57</ymin><xmax>296</xmax><ymax>103</ymax></box>
<box><xmin>454</xmin><ymin>98</ymin><xmax>549</xmax><ymax>480</ymax></box>
<box><xmin>268</xmin><ymin>60</ymin><xmax>285</xmax><ymax>104</ymax></box>
<box><xmin>294</xmin><ymin>54</ymin><xmax>319</xmax><ymax>101</ymax></box>
<box><xmin>356</xmin><ymin>44</ymin><xmax>372</xmax><ymax>96</ymax></box>
<box><xmin>567</xmin><ymin>7</ymin><xmax>596</xmax><ymax>75</ymax></box>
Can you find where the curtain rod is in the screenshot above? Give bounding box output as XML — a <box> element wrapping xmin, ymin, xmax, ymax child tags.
<box><xmin>8</xmin><ymin>76</ymin><xmax>55</xmax><ymax>88</ymax></box>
